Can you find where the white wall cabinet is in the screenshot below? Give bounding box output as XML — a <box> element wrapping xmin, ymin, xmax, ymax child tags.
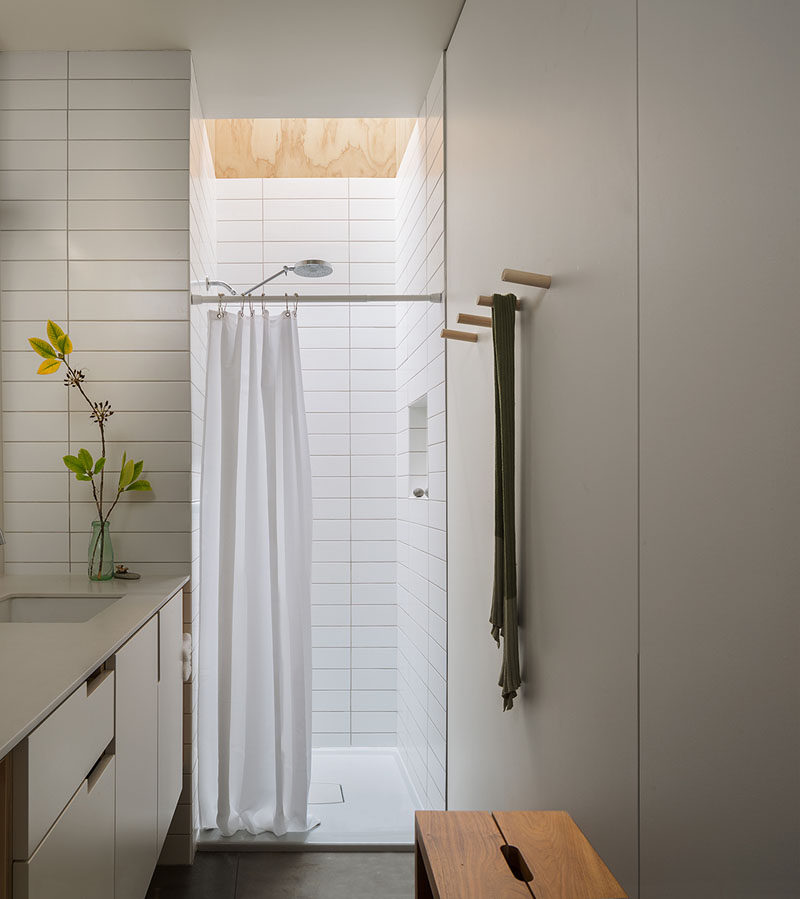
<box><xmin>157</xmin><ymin>592</ymin><xmax>184</xmax><ymax>847</ymax></box>
<box><xmin>114</xmin><ymin>616</ymin><xmax>159</xmax><ymax>899</ymax></box>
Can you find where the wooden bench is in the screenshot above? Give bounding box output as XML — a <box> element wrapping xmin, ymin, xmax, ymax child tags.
<box><xmin>415</xmin><ymin>810</ymin><xmax>627</xmax><ymax>899</ymax></box>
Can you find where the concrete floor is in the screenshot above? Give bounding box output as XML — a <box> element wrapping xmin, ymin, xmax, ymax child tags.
<box><xmin>146</xmin><ymin>851</ymin><xmax>414</xmax><ymax>898</ymax></box>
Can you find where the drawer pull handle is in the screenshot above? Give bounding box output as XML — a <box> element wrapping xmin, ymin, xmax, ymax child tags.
<box><xmin>500</xmin><ymin>843</ymin><xmax>534</xmax><ymax>883</ymax></box>
<box><xmin>86</xmin><ymin>667</ymin><xmax>113</xmax><ymax>696</ymax></box>
<box><xmin>87</xmin><ymin>753</ymin><xmax>113</xmax><ymax>792</ymax></box>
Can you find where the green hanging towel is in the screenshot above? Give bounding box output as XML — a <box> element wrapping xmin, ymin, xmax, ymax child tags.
<box><xmin>490</xmin><ymin>293</ymin><xmax>521</xmax><ymax>710</ymax></box>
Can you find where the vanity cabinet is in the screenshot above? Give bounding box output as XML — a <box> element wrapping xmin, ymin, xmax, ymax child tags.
<box><xmin>157</xmin><ymin>593</ymin><xmax>183</xmax><ymax>848</ymax></box>
<box><xmin>115</xmin><ymin>617</ymin><xmax>159</xmax><ymax>899</ymax></box>
<box><xmin>0</xmin><ymin>587</ymin><xmax>185</xmax><ymax>899</ymax></box>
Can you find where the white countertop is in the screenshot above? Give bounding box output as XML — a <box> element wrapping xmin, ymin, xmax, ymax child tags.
<box><xmin>0</xmin><ymin>572</ymin><xmax>189</xmax><ymax>759</ymax></box>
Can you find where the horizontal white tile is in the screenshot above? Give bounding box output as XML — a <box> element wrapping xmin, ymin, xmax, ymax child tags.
<box><xmin>352</xmin><ymin>647</ymin><xmax>396</xmax><ymax>669</ymax></box>
<box><xmin>312</xmin><ymin>669</ymin><xmax>349</xmax><ymax>690</ymax></box>
<box><xmin>304</xmin><ymin>391</ymin><xmax>349</xmax><ymax>413</ymax></box>
<box><xmin>312</xmin><ymin>562</ymin><xmax>350</xmax><ymax>584</ymax></box>
<box><xmin>0</xmin><ymin>230</ymin><xmax>66</xmax><ymax>260</ymax></box>
<box><xmin>69</xmin><ymin>230</ymin><xmax>187</xmax><ymax>261</ymax></box>
<box><xmin>264</xmin><ymin>219</ymin><xmax>349</xmax><ymax>242</ymax></box>
<box><xmin>349</xmin><ymin>219</ymin><xmax>394</xmax><ymax>241</ymax></box>
<box><xmin>0</xmin><ymin>140</ymin><xmax>66</xmax><ymax>171</ymax></box>
<box><xmin>216</xmin><ymin>219</ymin><xmax>261</xmax><ymax>242</ymax></box>
<box><xmin>68</xmin><ymin>291</ymin><xmax>188</xmax><ymax>321</ymax></box>
<box><xmin>312</xmin><ymin>498</ymin><xmax>350</xmax><ymax>520</ymax></box>
<box><xmin>312</xmin><ymin>519</ymin><xmax>350</xmax><ymax>541</ymax></box>
<box><xmin>310</xmin><ymin>455</ymin><xmax>349</xmax><ymax>477</ymax></box>
<box><xmin>298</xmin><ymin>327</ymin><xmax>348</xmax><ymax>350</ymax></box>
<box><xmin>69</xmin><ymin>170</ymin><xmax>188</xmax><ymax>201</ymax></box>
<box><xmin>312</xmin><ymin>691</ymin><xmax>350</xmax><ymax>712</ymax></box>
<box><xmin>350</xmin><ymin>349</ymin><xmax>394</xmax><ymax>370</ymax></box>
<box><xmin>350</xmin><ymin>413</ymin><xmax>395</xmax><ymax>434</ymax></box>
<box><xmin>300</xmin><ymin>349</ymin><xmax>349</xmax><ymax>371</ymax></box>
<box><xmin>216</xmin><ymin>198</ymin><xmax>261</xmax><ymax>221</ymax></box>
<box><xmin>68</xmin><ymin>109</ymin><xmax>189</xmax><ymax>141</ymax></box>
<box><xmin>350</xmin><ymin>498</ymin><xmax>396</xmax><ymax>520</ymax></box>
<box><xmin>263</xmin><ymin>198</ymin><xmax>348</xmax><ymax>221</ymax></box>
<box><xmin>349</xmin><ymin>242</ymin><xmax>395</xmax><ymax>264</ymax></box>
<box><xmin>215</xmin><ymin>178</ymin><xmax>261</xmax><ymax>200</ymax></box>
<box><xmin>263</xmin><ymin>178</ymin><xmax>348</xmax><ymax>199</ymax></box>
<box><xmin>312</xmin><ymin>647</ymin><xmax>350</xmax><ymax>669</ymax></box>
<box><xmin>351</xmin><ymin>691</ymin><xmax>397</xmax><ymax>712</ymax></box>
<box><xmin>3</xmin><ymin>471</ymin><xmax>68</xmax><ymax>501</ymax></box>
<box><xmin>0</xmin><ymin>110</ymin><xmax>66</xmax><ymax>140</ymax></box>
<box><xmin>311</xmin><ymin>584</ymin><xmax>350</xmax><ymax>605</ymax></box>
<box><xmin>0</xmin><ymin>80</ymin><xmax>66</xmax><ymax>109</ymax></box>
<box><xmin>68</xmin><ymin>139</ymin><xmax>188</xmax><ymax>171</ymax></box>
<box><xmin>312</xmin><ymin>711</ymin><xmax>349</xmax><ymax>733</ymax></box>
<box><xmin>69</xmin><ymin>79</ymin><xmax>189</xmax><ymax>110</ymax></box>
<box><xmin>348</xmin><ymin>178</ymin><xmax>395</xmax><ymax>199</ymax></box>
<box><xmin>0</xmin><ymin>170</ymin><xmax>66</xmax><ymax>200</ymax></box>
<box><xmin>68</xmin><ymin>320</ymin><xmax>188</xmax><ymax>351</ymax></box>
<box><xmin>352</xmin><ymin>562</ymin><xmax>396</xmax><ymax>584</ymax></box>
<box><xmin>0</xmin><ymin>259</ymin><xmax>66</xmax><ymax>290</ymax></box>
<box><xmin>350</xmin><ymin>262</ymin><xmax>395</xmax><ymax>284</ymax></box>
<box><xmin>351</xmin><ymin>711</ymin><xmax>396</xmax><ymax>733</ymax></box>
<box><xmin>349</xmin><ymin>198</ymin><xmax>394</xmax><ymax>220</ymax></box>
<box><xmin>263</xmin><ymin>241</ymin><xmax>348</xmax><ymax>264</ymax></box>
<box><xmin>2</xmin><ymin>441</ymin><xmax>68</xmax><ymax>472</ymax></box>
<box><xmin>67</xmin><ymin>51</ymin><xmax>190</xmax><ymax>80</ymax></box>
<box><xmin>352</xmin><ymin>668</ymin><xmax>396</xmax><ymax>690</ymax></box>
<box><xmin>68</xmin><ymin>260</ymin><xmax>187</xmax><ymax>290</ymax></box>
<box><xmin>352</xmin><ymin>584</ymin><xmax>396</xmax><ymax>605</ymax></box>
<box><xmin>312</xmin><ymin>540</ymin><xmax>349</xmax><ymax>562</ymax></box>
<box><xmin>68</xmin><ymin>199</ymin><xmax>187</xmax><ymax>230</ymax></box>
<box><xmin>3</xmin><ymin>501</ymin><xmax>69</xmax><ymax>532</ymax></box>
<box><xmin>312</xmin><ymin>626</ymin><xmax>349</xmax><ymax>648</ymax></box>
<box><xmin>0</xmin><ymin>52</ymin><xmax>67</xmax><ymax>80</ymax></box>
<box><xmin>308</xmin><ymin>435</ymin><xmax>350</xmax><ymax>456</ymax></box>
<box><xmin>3</xmin><ymin>532</ymin><xmax>69</xmax><ymax>563</ymax></box>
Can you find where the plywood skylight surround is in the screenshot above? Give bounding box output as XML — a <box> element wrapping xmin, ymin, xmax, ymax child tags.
<box><xmin>212</xmin><ymin>118</ymin><xmax>416</xmax><ymax>179</ymax></box>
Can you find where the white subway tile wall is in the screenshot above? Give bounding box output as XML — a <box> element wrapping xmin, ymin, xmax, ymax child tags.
<box><xmin>216</xmin><ymin>174</ymin><xmax>399</xmax><ymax>749</ymax></box>
<box><xmin>395</xmin><ymin>56</ymin><xmax>447</xmax><ymax>810</ymax></box>
<box><xmin>0</xmin><ymin>50</ymin><xmax>192</xmax><ymax>577</ymax></box>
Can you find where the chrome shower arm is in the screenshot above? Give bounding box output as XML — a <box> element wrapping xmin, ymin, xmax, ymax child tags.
<box><xmin>204</xmin><ymin>277</ymin><xmax>238</xmax><ymax>296</ymax></box>
<box><xmin>241</xmin><ymin>266</ymin><xmax>291</xmax><ymax>297</ymax></box>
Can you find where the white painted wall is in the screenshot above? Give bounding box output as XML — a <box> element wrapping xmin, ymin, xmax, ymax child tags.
<box><xmin>637</xmin><ymin>2</ymin><xmax>800</xmax><ymax>895</ymax></box>
<box><xmin>0</xmin><ymin>50</ymin><xmax>192</xmax><ymax>576</ymax></box>
<box><xmin>445</xmin><ymin>1</ymin><xmax>799</xmax><ymax>896</ymax></box>
<box><xmin>444</xmin><ymin>0</ymin><xmax>639</xmax><ymax>892</ymax></box>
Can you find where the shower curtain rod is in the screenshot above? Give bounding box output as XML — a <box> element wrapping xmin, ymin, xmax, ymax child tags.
<box><xmin>190</xmin><ymin>292</ymin><xmax>443</xmax><ymax>305</ymax></box>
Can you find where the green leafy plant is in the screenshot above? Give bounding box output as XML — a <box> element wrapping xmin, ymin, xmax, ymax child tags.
<box><xmin>28</xmin><ymin>321</ymin><xmax>152</xmax><ymax>575</ymax></box>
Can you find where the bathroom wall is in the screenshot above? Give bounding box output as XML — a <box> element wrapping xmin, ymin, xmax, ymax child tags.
<box><xmin>445</xmin><ymin>0</ymin><xmax>799</xmax><ymax>896</ymax></box>
<box><xmin>394</xmin><ymin>56</ymin><xmax>447</xmax><ymax>809</ymax></box>
<box><xmin>0</xmin><ymin>50</ymin><xmax>193</xmax><ymax>576</ymax></box>
<box><xmin>214</xmin><ymin>176</ymin><xmax>400</xmax><ymax>747</ymax></box>
<box><xmin>444</xmin><ymin>1</ymin><xmax>639</xmax><ymax>892</ymax></box>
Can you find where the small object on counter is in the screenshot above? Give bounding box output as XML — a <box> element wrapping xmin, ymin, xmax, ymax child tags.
<box><xmin>113</xmin><ymin>564</ymin><xmax>141</xmax><ymax>580</ymax></box>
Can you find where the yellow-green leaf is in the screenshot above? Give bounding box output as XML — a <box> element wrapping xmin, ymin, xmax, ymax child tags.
<box><xmin>46</xmin><ymin>320</ymin><xmax>64</xmax><ymax>344</ymax></box>
<box><xmin>126</xmin><ymin>480</ymin><xmax>152</xmax><ymax>492</ymax></box>
<box><xmin>77</xmin><ymin>448</ymin><xmax>93</xmax><ymax>471</ymax></box>
<box><xmin>63</xmin><ymin>455</ymin><xmax>84</xmax><ymax>475</ymax></box>
<box><xmin>29</xmin><ymin>337</ymin><xmax>56</xmax><ymax>359</ymax></box>
<box><xmin>55</xmin><ymin>333</ymin><xmax>73</xmax><ymax>355</ymax></box>
<box><xmin>132</xmin><ymin>460</ymin><xmax>144</xmax><ymax>481</ymax></box>
<box><xmin>119</xmin><ymin>458</ymin><xmax>135</xmax><ymax>489</ymax></box>
<box><xmin>94</xmin><ymin>457</ymin><xmax>106</xmax><ymax>474</ymax></box>
<box><xmin>37</xmin><ymin>358</ymin><xmax>61</xmax><ymax>375</ymax></box>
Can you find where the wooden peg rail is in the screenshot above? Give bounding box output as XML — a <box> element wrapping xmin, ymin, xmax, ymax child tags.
<box><xmin>441</xmin><ymin>328</ymin><xmax>478</xmax><ymax>342</ymax></box>
<box><xmin>502</xmin><ymin>268</ymin><xmax>552</xmax><ymax>289</ymax></box>
<box><xmin>457</xmin><ymin>313</ymin><xmax>492</xmax><ymax>328</ymax></box>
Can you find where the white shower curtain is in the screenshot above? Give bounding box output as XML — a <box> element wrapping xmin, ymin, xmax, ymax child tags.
<box><xmin>198</xmin><ymin>310</ymin><xmax>316</xmax><ymax>836</ymax></box>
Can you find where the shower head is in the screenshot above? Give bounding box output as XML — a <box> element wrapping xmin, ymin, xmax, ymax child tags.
<box><xmin>291</xmin><ymin>259</ymin><xmax>333</xmax><ymax>278</ymax></box>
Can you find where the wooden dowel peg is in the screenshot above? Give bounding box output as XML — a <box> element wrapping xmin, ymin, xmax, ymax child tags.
<box><xmin>478</xmin><ymin>295</ymin><xmax>522</xmax><ymax>310</ymax></box>
<box><xmin>457</xmin><ymin>313</ymin><xmax>492</xmax><ymax>328</ymax></box>
<box><xmin>502</xmin><ymin>268</ymin><xmax>552</xmax><ymax>289</ymax></box>
<box><xmin>441</xmin><ymin>328</ymin><xmax>478</xmax><ymax>343</ymax></box>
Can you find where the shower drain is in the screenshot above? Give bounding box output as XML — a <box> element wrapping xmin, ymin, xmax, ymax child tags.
<box><xmin>308</xmin><ymin>782</ymin><xmax>345</xmax><ymax>804</ymax></box>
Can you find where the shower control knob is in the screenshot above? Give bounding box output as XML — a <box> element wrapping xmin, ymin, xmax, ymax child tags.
<box><xmin>412</xmin><ymin>487</ymin><xmax>428</xmax><ymax>498</ymax></box>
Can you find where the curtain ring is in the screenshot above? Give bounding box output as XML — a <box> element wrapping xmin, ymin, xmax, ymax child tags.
<box><xmin>293</xmin><ymin>293</ymin><xmax>299</xmax><ymax>317</ymax></box>
<box><xmin>248</xmin><ymin>297</ymin><xmax>255</xmax><ymax>317</ymax></box>
<box><xmin>216</xmin><ymin>294</ymin><xmax>225</xmax><ymax>319</ymax></box>
<box><xmin>284</xmin><ymin>293</ymin><xmax>291</xmax><ymax>318</ymax></box>
<box><xmin>260</xmin><ymin>295</ymin><xmax>266</xmax><ymax>317</ymax></box>
<box><xmin>239</xmin><ymin>296</ymin><xmax>245</xmax><ymax>317</ymax></box>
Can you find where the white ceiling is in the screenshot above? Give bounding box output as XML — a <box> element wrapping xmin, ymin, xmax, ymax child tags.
<box><xmin>0</xmin><ymin>0</ymin><xmax>465</xmax><ymax>118</ymax></box>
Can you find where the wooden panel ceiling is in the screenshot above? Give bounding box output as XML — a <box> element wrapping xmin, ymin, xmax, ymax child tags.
<box><xmin>212</xmin><ymin>118</ymin><xmax>416</xmax><ymax>179</ymax></box>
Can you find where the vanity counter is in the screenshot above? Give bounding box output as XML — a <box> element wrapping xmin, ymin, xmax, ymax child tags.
<box><xmin>0</xmin><ymin>573</ymin><xmax>189</xmax><ymax>759</ymax></box>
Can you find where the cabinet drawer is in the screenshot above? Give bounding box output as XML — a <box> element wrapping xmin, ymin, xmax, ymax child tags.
<box><xmin>13</xmin><ymin>755</ymin><xmax>115</xmax><ymax>899</ymax></box>
<box><xmin>12</xmin><ymin>668</ymin><xmax>114</xmax><ymax>858</ymax></box>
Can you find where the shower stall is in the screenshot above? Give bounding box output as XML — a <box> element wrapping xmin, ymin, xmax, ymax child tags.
<box><xmin>189</xmin><ymin>67</ymin><xmax>447</xmax><ymax>847</ymax></box>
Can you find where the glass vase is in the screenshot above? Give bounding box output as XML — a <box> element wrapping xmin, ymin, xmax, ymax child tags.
<box><xmin>88</xmin><ymin>520</ymin><xmax>114</xmax><ymax>581</ymax></box>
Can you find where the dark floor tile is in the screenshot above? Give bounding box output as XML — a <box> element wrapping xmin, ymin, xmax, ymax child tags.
<box><xmin>235</xmin><ymin>851</ymin><xmax>414</xmax><ymax>899</ymax></box>
<box><xmin>146</xmin><ymin>852</ymin><xmax>239</xmax><ymax>899</ymax></box>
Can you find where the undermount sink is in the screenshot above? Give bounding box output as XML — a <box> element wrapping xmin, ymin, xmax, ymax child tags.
<box><xmin>0</xmin><ymin>594</ymin><xmax>122</xmax><ymax>623</ymax></box>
